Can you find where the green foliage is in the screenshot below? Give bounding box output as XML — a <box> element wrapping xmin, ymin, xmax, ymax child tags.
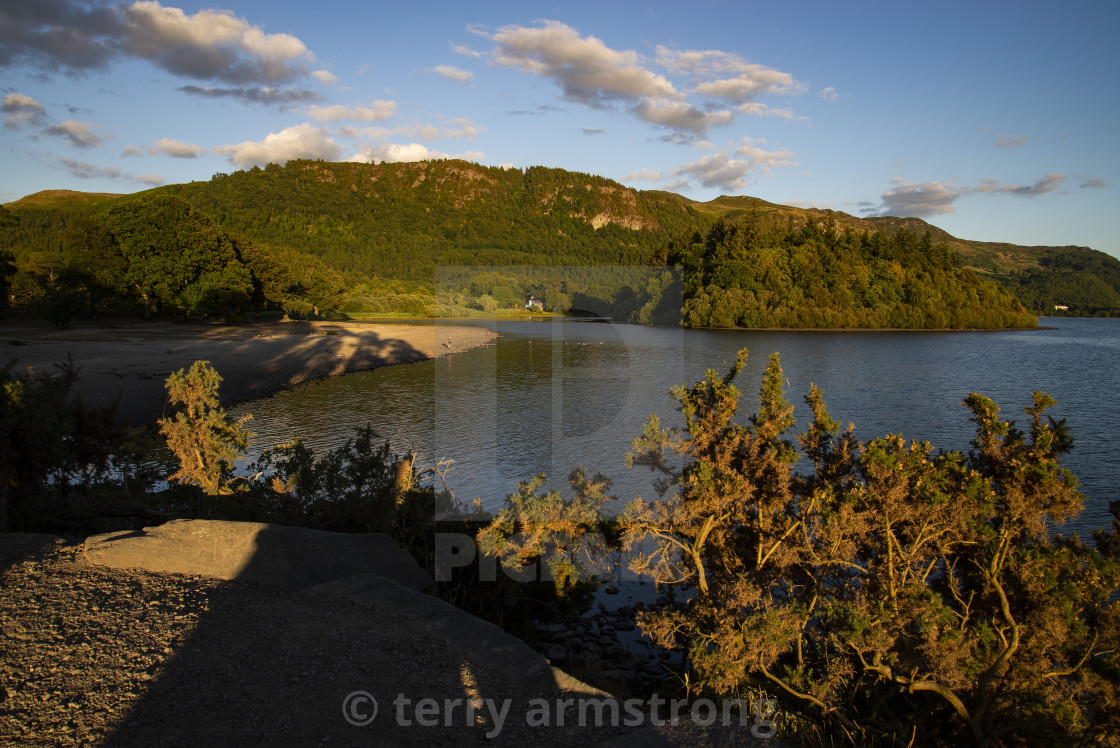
<box><xmin>675</xmin><ymin>217</ymin><xmax>1038</xmax><ymax>329</ymax></box>
<box><xmin>619</xmin><ymin>348</ymin><xmax>1119</xmax><ymax>745</ymax></box>
<box><xmin>243</xmin><ymin>427</ymin><xmax>403</xmax><ymax>533</ymax></box>
<box><xmin>158</xmin><ymin>360</ymin><xmax>253</xmax><ymax>498</ymax></box>
<box><xmin>0</xmin><ymin>195</ymin><xmax>345</xmax><ymax>322</ymax></box>
<box><xmin>0</xmin><ymin>204</ymin><xmax>17</xmax><ymax>315</ymax></box>
<box><xmin>8</xmin><ymin>161</ymin><xmax>1120</xmax><ymax>322</ymax></box>
<box><xmin>1002</xmin><ymin>247</ymin><xmax>1120</xmax><ymax>316</ymax></box>
<box><xmin>106</xmin><ymin>195</ymin><xmax>254</xmax><ymax>317</ymax></box>
<box><xmin>157</xmin><ymin>159</ymin><xmax>701</xmax><ymax>281</ymax></box>
<box><xmin>233</xmin><ymin>235</ymin><xmax>345</xmax><ymax>318</ymax></box>
<box><xmin>477</xmin><ymin>469</ymin><xmax>617</xmax><ymax>597</ymax></box>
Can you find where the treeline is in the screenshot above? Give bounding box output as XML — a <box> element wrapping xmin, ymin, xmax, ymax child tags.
<box><xmin>0</xmin><ymin>159</ymin><xmax>1082</xmax><ymax>328</ymax></box>
<box><xmin>160</xmin><ymin>159</ymin><xmax>700</xmax><ymax>280</ymax></box>
<box><xmin>669</xmin><ymin>214</ymin><xmax>1038</xmax><ymax>328</ymax></box>
<box><xmin>1002</xmin><ymin>247</ymin><xmax>1120</xmax><ymax>316</ymax></box>
<box><xmin>0</xmin><ymin>195</ymin><xmax>344</xmax><ymax>322</ymax></box>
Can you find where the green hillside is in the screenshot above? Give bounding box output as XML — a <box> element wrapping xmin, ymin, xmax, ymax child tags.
<box><xmin>2</xmin><ymin>158</ymin><xmax>1111</xmax><ymax>324</ymax></box>
<box><xmin>157</xmin><ymin>160</ymin><xmax>703</xmax><ymax>280</ymax></box>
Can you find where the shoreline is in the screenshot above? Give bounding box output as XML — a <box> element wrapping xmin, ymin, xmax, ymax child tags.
<box><xmin>1</xmin><ymin>318</ymin><xmax>499</xmax><ymax>425</ymax></box>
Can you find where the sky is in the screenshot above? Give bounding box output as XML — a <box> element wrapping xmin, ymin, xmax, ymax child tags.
<box><xmin>2</xmin><ymin>0</ymin><xmax>1118</xmax><ymax>258</ymax></box>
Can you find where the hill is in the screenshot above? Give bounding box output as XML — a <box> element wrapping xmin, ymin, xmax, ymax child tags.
<box><xmin>1</xmin><ymin>159</ymin><xmax>1112</xmax><ymax>322</ymax></box>
<box><xmin>153</xmin><ymin>160</ymin><xmax>702</xmax><ymax>280</ymax></box>
<box><xmin>673</xmin><ymin>193</ymin><xmax>1120</xmax><ymax>316</ymax></box>
<box><xmin>8</xmin><ymin>189</ymin><xmax>124</xmax><ymax>209</ymax></box>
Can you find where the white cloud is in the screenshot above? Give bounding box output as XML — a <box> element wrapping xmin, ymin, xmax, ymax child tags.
<box><xmin>55</xmin><ymin>156</ymin><xmax>164</xmax><ymax>186</ymax></box>
<box><xmin>342</xmin><ymin>117</ymin><xmax>481</xmax><ymax>142</ymax></box>
<box><xmin>121</xmin><ymin>145</ymin><xmax>144</xmax><ymax>156</ymax></box>
<box><xmin>488</xmin><ymin>22</ymin><xmax>809</xmax><ymax>140</ymax></box>
<box><xmin>690</xmin><ymin>70</ymin><xmax>803</xmax><ymax>102</ymax></box>
<box><xmin>0</xmin><ymin>1</ymin><xmax>320</xmax><ymax>105</ymax></box>
<box><xmin>347</xmin><ymin>142</ymin><xmax>483</xmax><ymax>164</ymax></box>
<box><xmin>874</xmin><ymin>179</ymin><xmax>961</xmax><ymax>217</ymax></box>
<box><xmin>45</xmin><ymin>120</ymin><xmax>104</xmax><ymax>148</ymax></box>
<box><xmin>122</xmin><ymin>1</ymin><xmax>312</xmax><ymax>84</ymax></box>
<box><xmin>348</xmin><ymin>142</ymin><xmax>447</xmax><ymax>164</ymax></box>
<box><xmin>634</xmin><ymin>97</ymin><xmax>732</xmax><ymax>138</ymax></box>
<box><xmin>430</xmin><ymin>64</ymin><xmax>473</xmax><ymax>84</ymax></box>
<box><xmin>656</xmin><ymin>47</ymin><xmax>806</xmax><ymax>99</ymax></box>
<box><xmin>869</xmin><ymin>173</ymin><xmax>1070</xmax><ymax>217</ymax></box>
<box><xmin>736</xmin><ymin>102</ymin><xmax>797</xmax><ymax>120</ymax></box>
<box><xmin>312</xmin><ymin>69</ymin><xmax>339</xmax><ymax>86</ymax></box>
<box><xmin>308</xmin><ymin>100</ymin><xmax>396</xmax><ymax>123</ymax></box>
<box><xmin>971</xmin><ymin>173</ymin><xmax>1064</xmax><ymax>196</ymax></box>
<box><xmin>179</xmin><ymin>84</ymin><xmax>319</xmax><ymax>106</ymax></box>
<box><xmin>451</xmin><ymin>42</ymin><xmax>484</xmax><ymax>58</ymax></box>
<box><xmin>214</xmin><ymin>123</ymin><xmax>342</xmax><ymax>168</ymax></box>
<box><xmin>734</xmin><ymin>137</ymin><xmax>799</xmax><ymax>175</ymax></box>
<box><xmin>817</xmin><ymin>87</ymin><xmax>839</xmax><ymax>103</ymax></box>
<box><xmin>147</xmin><ymin>136</ymin><xmax>206</xmax><ymax>158</ymax></box>
<box><xmin>2</xmin><ymin>92</ymin><xmax>47</xmax><ymax>129</ymax></box>
<box><xmin>491</xmin><ymin>21</ymin><xmax>678</xmax><ymax>106</ymax></box>
<box><xmin>57</xmin><ymin>157</ymin><xmax>121</xmax><ymax>180</ymax></box>
<box><xmin>622</xmin><ymin>168</ymin><xmax>664</xmax><ymax>182</ymax></box>
<box><xmin>667</xmin><ymin>138</ymin><xmax>798</xmax><ymax>193</ymax></box>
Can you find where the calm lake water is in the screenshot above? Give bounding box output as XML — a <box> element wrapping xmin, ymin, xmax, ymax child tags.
<box><xmin>232</xmin><ymin>317</ymin><xmax>1120</xmax><ymax>538</ymax></box>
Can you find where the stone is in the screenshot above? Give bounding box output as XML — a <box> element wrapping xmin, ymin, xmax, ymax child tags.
<box><xmin>82</xmin><ymin>519</ymin><xmax>432</xmax><ymax>593</ymax></box>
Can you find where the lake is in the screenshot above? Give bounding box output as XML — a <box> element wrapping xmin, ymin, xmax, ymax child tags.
<box><xmin>231</xmin><ymin>317</ymin><xmax>1120</xmax><ymax>539</ymax></box>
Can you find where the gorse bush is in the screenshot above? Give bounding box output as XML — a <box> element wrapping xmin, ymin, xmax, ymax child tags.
<box><xmin>157</xmin><ymin>360</ymin><xmax>432</xmax><ymax>534</ymax></box>
<box><xmin>479</xmin><ymin>349</ymin><xmax>1120</xmax><ymax>745</ymax></box>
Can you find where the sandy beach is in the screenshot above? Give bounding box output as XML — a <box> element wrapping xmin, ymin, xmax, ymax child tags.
<box><xmin>1</xmin><ymin>318</ymin><xmax>499</xmax><ymax>424</ymax></box>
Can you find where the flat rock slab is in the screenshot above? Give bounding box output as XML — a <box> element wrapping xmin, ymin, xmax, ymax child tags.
<box><xmin>83</xmin><ymin>519</ymin><xmax>432</xmax><ymax>593</ymax></box>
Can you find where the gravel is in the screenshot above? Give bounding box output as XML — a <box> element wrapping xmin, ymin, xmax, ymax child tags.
<box><xmin>0</xmin><ymin>540</ymin><xmax>640</xmax><ymax>747</ymax></box>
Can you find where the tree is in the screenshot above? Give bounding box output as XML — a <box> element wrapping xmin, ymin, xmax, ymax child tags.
<box><xmin>159</xmin><ymin>360</ymin><xmax>252</xmax><ymax>498</ymax></box>
<box><xmin>233</xmin><ymin>236</ymin><xmax>345</xmax><ymax>318</ymax></box>
<box><xmin>0</xmin><ymin>205</ymin><xmax>19</xmax><ymax>314</ymax></box>
<box><xmin>107</xmin><ymin>195</ymin><xmax>253</xmax><ymax>317</ymax></box>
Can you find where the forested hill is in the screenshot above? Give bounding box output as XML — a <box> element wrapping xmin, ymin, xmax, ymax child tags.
<box><xmin>157</xmin><ymin>159</ymin><xmax>702</xmax><ymax>279</ymax></box>
<box><xmin>1</xmin><ymin>159</ymin><xmax>1114</xmax><ymax>324</ymax></box>
<box><xmin>678</xmin><ymin>193</ymin><xmax>1120</xmax><ymax>316</ymax></box>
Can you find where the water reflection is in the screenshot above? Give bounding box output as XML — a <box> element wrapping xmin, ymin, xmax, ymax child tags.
<box><xmin>231</xmin><ymin>317</ymin><xmax>1120</xmax><ymax>537</ymax></box>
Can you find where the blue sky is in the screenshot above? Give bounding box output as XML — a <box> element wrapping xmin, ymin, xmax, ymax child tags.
<box><xmin>2</xmin><ymin>0</ymin><xmax>1117</xmax><ymax>258</ymax></box>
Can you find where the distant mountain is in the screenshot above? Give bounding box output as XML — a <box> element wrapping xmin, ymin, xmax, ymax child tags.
<box><xmin>3</xmin><ymin>159</ymin><xmax>1116</xmax><ymax>319</ymax></box>
<box><xmin>8</xmin><ymin>189</ymin><xmax>124</xmax><ymax>209</ymax></box>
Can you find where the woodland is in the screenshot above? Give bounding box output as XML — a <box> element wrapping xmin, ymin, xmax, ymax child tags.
<box><xmin>2</xmin><ymin>159</ymin><xmax>1117</xmax><ymax>325</ymax></box>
